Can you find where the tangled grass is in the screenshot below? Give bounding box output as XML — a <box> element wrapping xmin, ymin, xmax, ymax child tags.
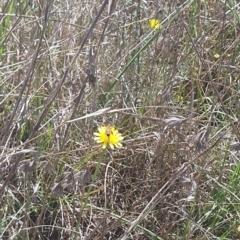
<box><xmin>0</xmin><ymin>0</ymin><xmax>240</xmax><ymax>239</ymax></box>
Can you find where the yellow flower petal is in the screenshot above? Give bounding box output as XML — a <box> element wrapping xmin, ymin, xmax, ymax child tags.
<box><xmin>93</xmin><ymin>125</ymin><xmax>124</xmax><ymax>149</ymax></box>
<box><xmin>149</xmin><ymin>19</ymin><xmax>161</xmax><ymax>30</ymax></box>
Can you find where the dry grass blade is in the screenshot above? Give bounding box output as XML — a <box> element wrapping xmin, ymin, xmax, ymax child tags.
<box><xmin>161</xmin><ymin>83</ymin><xmax>172</xmax><ymax>103</ymax></box>
<box><xmin>191</xmin><ymin>128</ymin><xmax>210</xmax><ymax>153</ymax></box>
<box><xmin>230</xmin><ymin>142</ymin><xmax>240</xmax><ymax>151</ymax></box>
<box><xmin>1</xmin><ymin>0</ymin><xmax>240</xmax><ymax>238</ymax></box>
<box><xmin>61</xmin><ymin>171</ymin><xmax>75</xmax><ymax>191</ymax></box>
<box><xmin>19</xmin><ymin>159</ymin><xmax>36</xmax><ymax>173</ymax></box>
<box><xmin>163</xmin><ymin>115</ymin><xmax>188</xmax><ymax>131</ymax></box>
<box><xmin>1</xmin><ymin>0</ymin><xmax>55</xmax><ymax>142</ymax></box>
<box><xmin>51</xmin><ymin>169</ymin><xmax>92</xmax><ymax>197</ymax></box>
<box><xmin>66</xmin><ymin>107</ymin><xmax>111</xmax><ymax>122</ymax></box>
<box><xmin>51</xmin><ymin>182</ymin><xmax>64</xmax><ymax>197</ymax></box>
<box><xmin>74</xmin><ymin>169</ymin><xmax>92</xmax><ymax>187</ymax></box>
<box><xmin>121</xmin><ymin>134</ymin><xmax>224</xmax><ymax>240</ymax></box>
<box><xmin>29</xmin><ymin>0</ymin><xmax>110</xmax><ymax>140</ymax></box>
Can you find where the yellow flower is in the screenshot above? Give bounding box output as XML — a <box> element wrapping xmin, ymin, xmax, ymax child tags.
<box><xmin>149</xmin><ymin>18</ymin><xmax>161</xmax><ymax>30</ymax></box>
<box><xmin>93</xmin><ymin>125</ymin><xmax>124</xmax><ymax>149</ymax></box>
<box><xmin>237</xmin><ymin>225</ymin><xmax>240</xmax><ymax>232</ymax></box>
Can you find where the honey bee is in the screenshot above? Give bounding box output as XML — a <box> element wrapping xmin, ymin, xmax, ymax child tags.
<box><xmin>105</xmin><ymin>126</ymin><xmax>113</xmax><ymax>137</ymax></box>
